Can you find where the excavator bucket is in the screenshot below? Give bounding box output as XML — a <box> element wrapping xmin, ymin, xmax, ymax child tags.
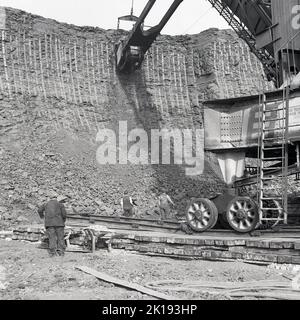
<box><xmin>115</xmin><ymin>0</ymin><xmax>183</xmax><ymax>74</ymax></box>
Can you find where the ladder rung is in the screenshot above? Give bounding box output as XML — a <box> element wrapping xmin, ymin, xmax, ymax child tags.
<box><xmin>264</xmin><ymin>96</ymin><xmax>287</xmax><ymax>103</ymax></box>
<box><xmin>260</xmin><ymin>181</ymin><xmax>283</xmax><ymax>186</ymax></box>
<box><xmin>261</xmin><ymin>208</ymin><xmax>283</xmax><ymax>211</ymax></box>
<box><xmin>261</xmin><ymin>177</ymin><xmax>284</xmax><ymax>181</ymax></box>
<box><xmin>261</xmin><ymin>178</ymin><xmax>284</xmax><ymax>182</ymax></box>
<box><xmin>261</xmin><ymin>197</ymin><xmax>283</xmax><ymax>201</ymax></box>
<box><xmin>263</xmin><ymin>137</ymin><xmax>285</xmax><ymax>141</ymax></box>
<box><xmin>262</xmin><ymin>167</ymin><xmax>283</xmax><ymax>170</ymax></box>
<box><xmin>259</xmin><ymin>218</ymin><xmax>285</xmax><ymax>221</ymax></box>
<box><xmin>262</xmin><ymin>157</ymin><xmax>283</xmax><ymax>161</ymax></box>
<box><xmin>264</xmin><ymin>98</ymin><xmax>286</xmax><ymax>104</ymax></box>
<box><xmin>263</xmin><ymin>108</ymin><xmax>284</xmax><ymax>113</ymax></box>
<box><xmin>262</xmin><ymin>147</ymin><xmax>284</xmax><ymax>151</ymax></box>
<box><xmin>263</xmin><ymin>117</ymin><xmax>285</xmax><ymax>122</ymax></box>
<box><xmin>263</xmin><ymin>127</ymin><xmax>285</xmax><ymax>132</ymax></box>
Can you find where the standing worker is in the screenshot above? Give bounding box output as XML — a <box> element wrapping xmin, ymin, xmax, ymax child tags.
<box><xmin>121</xmin><ymin>191</ymin><xmax>138</xmax><ymax>217</ymax></box>
<box><xmin>158</xmin><ymin>190</ymin><xmax>175</xmax><ymax>221</ymax></box>
<box><xmin>38</xmin><ymin>193</ymin><xmax>68</xmax><ymax>257</ymax></box>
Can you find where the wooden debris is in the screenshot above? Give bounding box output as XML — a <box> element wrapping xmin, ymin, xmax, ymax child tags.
<box><xmin>146</xmin><ymin>279</ymin><xmax>290</xmax><ymax>289</ymax></box>
<box><xmin>145</xmin><ymin>279</ymin><xmax>300</xmax><ymax>300</ymax></box>
<box><xmin>229</xmin><ymin>292</ymin><xmax>300</xmax><ymax>300</ymax></box>
<box><xmin>0</xmin><ymin>231</ymin><xmax>13</xmax><ymax>236</ymax></box>
<box><xmin>76</xmin><ymin>266</ymin><xmax>178</xmax><ymax>300</ymax></box>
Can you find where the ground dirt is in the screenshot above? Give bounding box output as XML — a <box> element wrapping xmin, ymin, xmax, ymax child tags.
<box><xmin>0</xmin><ymin>239</ymin><xmax>289</xmax><ymax>300</ymax></box>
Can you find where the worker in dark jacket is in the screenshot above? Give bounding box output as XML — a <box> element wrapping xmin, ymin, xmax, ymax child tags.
<box><xmin>38</xmin><ymin>194</ymin><xmax>68</xmax><ymax>257</ymax></box>
<box><xmin>120</xmin><ymin>191</ymin><xmax>138</xmax><ymax>217</ymax></box>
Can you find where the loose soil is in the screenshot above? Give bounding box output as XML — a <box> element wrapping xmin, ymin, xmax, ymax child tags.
<box><xmin>0</xmin><ymin>239</ymin><xmax>289</xmax><ymax>300</ymax></box>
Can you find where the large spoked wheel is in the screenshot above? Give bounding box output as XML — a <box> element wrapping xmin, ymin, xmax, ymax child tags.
<box><xmin>186</xmin><ymin>198</ymin><xmax>218</xmax><ymax>232</ymax></box>
<box><xmin>226</xmin><ymin>197</ymin><xmax>259</xmax><ymax>233</ymax></box>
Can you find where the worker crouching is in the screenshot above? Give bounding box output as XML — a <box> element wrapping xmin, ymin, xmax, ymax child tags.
<box><xmin>121</xmin><ymin>191</ymin><xmax>138</xmax><ymax>217</ymax></box>
<box><xmin>38</xmin><ymin>193</ymin><xmax>68</xmax><ymax>257</ymax></box>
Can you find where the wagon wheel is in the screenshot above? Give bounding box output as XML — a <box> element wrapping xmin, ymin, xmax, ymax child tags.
<box><xmin>226</xmin><ymin>197</ymin><xmax>259</xmax><ymax>233</ymax></box>
<box><xmin>259</xmin><ymin>199</ymin><xmax>284</xmax><ymax>230</ymax></box>
<box><xmin>185</xmin><ymin>198</ymin><xmax>218</xmax><ymax>232</ymax></box>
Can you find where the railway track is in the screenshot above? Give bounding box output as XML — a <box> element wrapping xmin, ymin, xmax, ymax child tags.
<box><xmin>66</xmin><ymin>214</ymin><xmax>300</xmax><ymax>238</ymax></box>
<box><xmin>67</xmin><ymin>214</ymin><xmax>183</xmax><ymax>233</ymax></box>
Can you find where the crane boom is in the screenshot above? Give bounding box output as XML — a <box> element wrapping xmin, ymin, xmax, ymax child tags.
<box><xmin>208</xmin><ymin>0</ymin><xmax>300</xmax><ymax>87</ymax></box>
<box><xmin>207</xmin><ymin>0</ymin><xmax>276</xmax><ymax>83</ymax></box>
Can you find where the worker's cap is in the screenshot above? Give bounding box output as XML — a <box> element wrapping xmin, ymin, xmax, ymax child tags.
<box><xmin>49</xmin><ymin>190</ymin><xmax>58</xmax><ymax>198</ymax></box>
<box><xmin>57</xmin><ymin>195</ymin><xmax>68</xmax><ymax>202</ymax></box>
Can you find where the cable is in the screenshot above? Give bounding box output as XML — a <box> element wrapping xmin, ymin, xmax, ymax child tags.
<box><xmin>182</xmin><ymin>6</ymin><xmax>212</xmax><ymax>34</ymax></box>
<box><xmin>131</xmin><ymin>0</ymin><xmax>134</xmax><ymax>16</ymax></box>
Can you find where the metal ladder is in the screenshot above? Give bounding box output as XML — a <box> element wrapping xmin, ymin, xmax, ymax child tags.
<box><xmin>258</xmin><ymin>87</ymin><xmax>289</xmax><ymax>226</ymax></box>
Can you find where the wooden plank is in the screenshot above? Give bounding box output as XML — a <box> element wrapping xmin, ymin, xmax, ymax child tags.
<box><xmin>229</xmin><ymin>291</ymin><xmax>300</xmax><ymax>300</ymax></box>
<box><xmin>291</xmin><ymin>256</ymin><xmax>300</xmax><ymax>264</ymax></box>
<box><xmin>269</xmin><ymin>241</ymin><xmax>285</xmax><ymax>249</ymax></box>
<box><xmin>0</xmin><ymin>231</ymin><xmax>13</xmax><ymax>236</ymax></box>
<box><xmin>229</xmin><ymin>245</ymin><xmax>300</xmax><ymax>256</ymax></box>
<box><xmin>23</xmin><ymin>33</ymin><xmax>31</xmax><ymax>95</ymax></box>
<box><xmin>8</xmin><ymin>34</ymin><xmax>17</xmax><ymax>94</ymax></box>
<box><xmin>146</xmin><ymin>279</ymin><xmax>290</xmax><ymax>289</ymax></box>
<box><xmin>277</xmin><ymin>255</ymin><xmax>293</xmax><ymax>264</ymax></box>
<box><xmin>32</xmin><ymin>39</ymin><xmax>41</xmax><ymax>96</ymax></box>
<box><xmin>49</xmin><ymin>34</ymin><xmax>58</xmax><ymax>98</ymax></box>
<box><xmin>76</xmin><ymin>266</ymin><xmax>177</xmax><ymax>300</ymax></box>
<box><xmin>38</xmin><ymin>37</ymin><xmax>47</xmax><ymax>99</ymax></box>
<box><xmin>243</xmin><ymin>252</ymin><xmax>278</xmax><ymax>263</ymax></box>
<box><xmin>1</xmin><ymin>30</ymin><xmax>11</xmax><ymax>97</ymax></box>
<box><xmin>294</xmin><ymin>242</ymin><xmax>300</xmax><ymax>250</ymax></box>
<box><xmin>57</xmin><ymin>38</ymin><xmax>67</xmax><ymax>101</ymax></box>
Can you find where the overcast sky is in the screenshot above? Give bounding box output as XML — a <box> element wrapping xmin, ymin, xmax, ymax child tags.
<box><xmin>0</xmin><ymin>0</ymin><xmax>230</xmax><ymax>35</ymax></box>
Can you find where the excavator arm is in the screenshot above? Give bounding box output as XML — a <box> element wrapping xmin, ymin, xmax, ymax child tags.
<box><xmin>115</xmin><ymin>0</ymin><xmax>183</xmax><ymax>73</ymax></box>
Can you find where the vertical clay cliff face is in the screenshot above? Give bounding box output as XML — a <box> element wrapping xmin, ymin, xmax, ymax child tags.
<box><xmin>0</xmin><ymin>7</ymin><xmax>274</xmax><ymax>220</ymax></box>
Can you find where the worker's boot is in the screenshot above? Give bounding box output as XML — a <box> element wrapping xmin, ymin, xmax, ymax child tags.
<box><xmin>48</xmin><ymin>249</ymin><xmax>56</xmax><ymax>257</ymax></box>
<box><xmin>57</xmin><ymin>250</ymin><xmax>65</xmax><ymax>257</ymax></box>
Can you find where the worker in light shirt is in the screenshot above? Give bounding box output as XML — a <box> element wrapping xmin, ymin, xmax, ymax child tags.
<box><xmin>158</xmin><ymin>190</ymin><xmax>175</xmax><ymax>221</ymax></box>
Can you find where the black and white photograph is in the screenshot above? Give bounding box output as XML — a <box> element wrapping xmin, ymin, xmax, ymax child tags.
<box><xmin>0</xmin><ymin>0</ymin><xmax>300</xmax><ymax>305</ymax></box>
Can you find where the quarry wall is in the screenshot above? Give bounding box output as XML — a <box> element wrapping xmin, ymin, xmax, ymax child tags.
<box><xmin>0</xmin><ymin>7</ymin><xmax>274</xmax><ymax>222</ymax></box>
